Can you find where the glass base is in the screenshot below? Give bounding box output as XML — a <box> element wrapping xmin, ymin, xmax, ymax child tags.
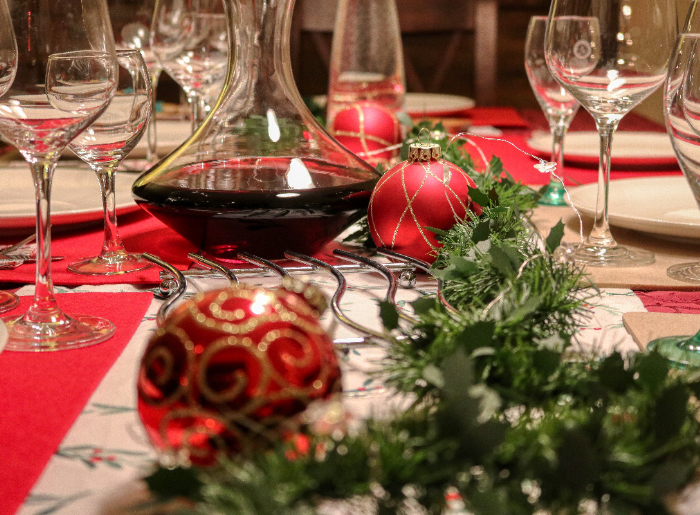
<box><xmin>646</xmin><ymin>335</ymin><xmax>700</xmax><ymax>369</ymax></box>
<box><xmin>538</xmin><ymin>182</ymin><xmax>568</xmax><ymax>206</ymax></box>
<box><xmin>666</xmin><ymin>262</ymin><xmax>700</xmax><ymax>284</ymax></box>
<box><xmin>68</xmin><ymin>252</ymin><xmax>152</xmax><ymax>276</ymax></box>
<box><xmin>4</xmin><ymin>313</ymin><xmax>115</xmax><ymax>352</ymax></box>
<box><xmin>0</xmin><ymin>291</ymin><xmax>19</xmax><ymax>314</ymax></box>
<box><xmin>572</xmin><ymin>244</ymin><xmax>655</xmax><ymax>268</ymax></box>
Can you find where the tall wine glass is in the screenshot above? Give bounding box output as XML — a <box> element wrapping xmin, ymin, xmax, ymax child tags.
<box><xmin>112</xmin><ymin>0</ymin><xmax>163</xmax><ymax>167</ymax></box>
<box><xmin>0</xmin><ymin>0</ymin><xmax>117</xmax><ymax>351</ymax></box>
<box><xmin>0</xmin><ymin>0</ymin><xmax>18</xmax><ymax>314</ymax></box>
<box><xmin>151</xmin><ymin>0</ymin><xmax>228</xmax><ymax>132</ymax></box>
<box><xmin>525</xmin><ymin>16</ymin><xmax>580</xmax><ymax>206</ymax></box>
<box><xmin>646</xmin><ymin>32</ymin><xmax>700</xmax><ymax>367</ymax></box>
<box><xmin>545</xmin><ymin>0</ymin><xmax>677</xmax><ymax>267</ymax></box>
<box><xmin>67</xmin><ymin>49</ymin><xmax>152</xmax><ymax>275</ymax></box>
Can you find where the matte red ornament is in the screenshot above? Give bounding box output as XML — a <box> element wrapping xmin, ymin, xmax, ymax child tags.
<box><xmin>330</xmin><ymin>102</ymin><xmax>402</xmax><ymax>166</ymax></box>
<box><xmin>367</xmin><ymin>141</ymin><xmax>483</xmax><ymax>263</ymax></box>
<box><xmin>137</xmin><ymin>277</ymin><xmax>342</xmax><ymax>467</ymax></box>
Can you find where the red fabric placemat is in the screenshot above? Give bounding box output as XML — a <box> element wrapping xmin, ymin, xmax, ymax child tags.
<box><xmin>0</xmin><ymin>291</ymin><xmax>153</xmax><ymax>515</ymax></box>
<box><xmin>466</xmin><ymin>106</ymin><xmax>530</xmax><ymax>128</ymax></box>
<box><xmin>635</xmin><ymin>291</ymin><xmax>700</xmax><ymax>314</ymax></box>
<box><xmin>0</xmin><ymin>210</ymin><xmax>197</xmax><ymax>286</ymax></box>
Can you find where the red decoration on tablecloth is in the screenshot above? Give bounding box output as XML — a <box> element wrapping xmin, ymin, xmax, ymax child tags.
<box><xmin>330</xmin><ymin>102</ymin><xmax>402</xmax><ymax>166</ymax></box>
<box><xmin>368</xmin><ymin>140</ymin><xmax>482</xmax><ymax>263</ymax></box>
<box><xmin>137</xmin><ymin>278</ymin><xmax>342</xmax><ymax>466</ymax></box>
<box><xmin>0</xmin><ymin>292</ymin><xmax>153</xmax><ymax>515</ymax></box>
<box><xmin>635</xmin><ymin>291</ymin><xmax>700</xmax><ymax>314</ymax></box>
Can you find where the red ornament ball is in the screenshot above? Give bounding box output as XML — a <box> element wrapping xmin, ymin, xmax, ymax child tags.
<box><xmin>330</xmin><ymin>102</ymin><xmax>402</xmax><ymax>166</ymax></box>
<box><xmin>367</xmin><ymin>141</ymin><xmax>483</xmax><ymax>263</ymax></box>
<box><xmin>137</xmin><ymin>277</ymin><xmax>342</xmax><ymax>466</ymax></box>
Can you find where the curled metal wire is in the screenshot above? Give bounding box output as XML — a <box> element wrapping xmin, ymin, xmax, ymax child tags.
<box><xmin>237</xmin><ymin>252</ymin><xmax>289</xmax><ymax>277</ymax></box>
<box><xmin>377</xmin><ymin>247</ymin><xmax>461</xmax><ymax>318</ymax></box>
<box><xmin>333</xmin><ymin>249</ymin><xmax>418</xmax><ymax>324</ymax></box>
<box><xmin>188</xmin><ymin>253</ymin><xmax>238</xmax><ymax>284</ymax></box>
<box><xmin>284</xmin><ymin>250</ymin><xmax>392</xmax><ymax>345</ymax></box>
<box><xmin>142</xmin><ymin>253</ymin><xmax>188</xmax><ymax>327</ymax></box>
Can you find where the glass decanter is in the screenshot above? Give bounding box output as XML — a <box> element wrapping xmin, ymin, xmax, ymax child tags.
<box><xmin>133</xmin><ymin>0</ymin><xmax>380</xmax><ymax>261</ymax></box>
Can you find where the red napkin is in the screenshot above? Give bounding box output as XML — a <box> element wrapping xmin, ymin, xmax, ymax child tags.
<box><xmin>466</xmin><ymin>106</ymin><xmax>530</xmax><ymax>128</ymax></box>
<box><xmin>0</xmin><ymin>210</ymin><xmax>197</xmax><ymax>286</ymax></box>
<box><xmin>0</xmin><ymin>292</ymin><xmax>153</xmax><ymax>515</ymax></box>
<box><xmin>635</xmin><ymin>291</ymin><xmax>700</xmax><ymax>314</ymax></box>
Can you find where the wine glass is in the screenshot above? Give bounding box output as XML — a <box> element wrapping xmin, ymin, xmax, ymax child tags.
<box><xmin>545</xmin><ymin>0</ymin><xmax>677</xmax><ymax>266</ymax></box>
<box><xmin>111</xmin><ymin>0</ymin><xmax>163</xmax><ymax>167</ymax></box>
<box><xmin>0</xmin><ymin>0</ymin><xmax>117</xmax><ymax>351</ymax></box>
<box><xmin>151</xmin><ymin>0</ymin><xmax>228</xmax><ymax>133</ymax></box>
<box><xmin>0</xmin><ymin>0</ymin><xmax>18</xmax><ymax>314</ymax></box>
<box><xmin>67</xmin><ymin>49</ymin><xmax>152</xmax><ymax>275</ymax></box>
<box><xmin>645</xmin><ymin>33</ymin><xmax>700</xmax><ymax>367</ymax></box>
<box><xmin>525</xmin><ymin>16</ymin><xmax>580</xmax><ymax>206</ymax></box>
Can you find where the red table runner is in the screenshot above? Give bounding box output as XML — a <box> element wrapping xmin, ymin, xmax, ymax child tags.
<box><xmin>0</xmin><ymin>292</ymin><xmax>153</xmax><ymax>515</ymax></box>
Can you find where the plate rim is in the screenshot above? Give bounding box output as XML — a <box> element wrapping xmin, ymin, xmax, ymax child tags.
<box><xmin>527</xmin><ymin>130</ymin><xmax>678</xmax><ymax>166</ymax></box>
<box><xmin>312</xmin><ymin>92</ymin><xmax>476</xmax><ymax>116</ymax></box>
<box><xmin>568</xmin><ymin>175</ymin><xmax>700</xmax><ymax>239</ymax></box>
<box><xmin>0</xmin><ymin>165</ymin><xmax>138</xmax><ymax>229</ymax></box>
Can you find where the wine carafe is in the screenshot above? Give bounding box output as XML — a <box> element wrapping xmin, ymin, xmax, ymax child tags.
<box><xmin>133</xmin><ymin>0</ymin><xmax>380</xmax><ymax>260</ymax></box>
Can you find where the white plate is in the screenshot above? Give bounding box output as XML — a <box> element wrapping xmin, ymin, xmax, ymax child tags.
<box><xmin>404</xmin><ymin>93</ymin><xmax>475</xmax><ymax>116</ymax></box>
<box><xmin>0</xmin><ymin>164</ymin><xmax>139</xmax><ymax>234</ymax></box>
<box><xmin>568</xmin><ymin>176</ymin><xmax>700</xmax><ymax>242</ymax></box>
<box><xmin>313</xmin><ymin>92</ymin><xmax>476</xmax><ymax>117</ymax></box>
<box><xmin>527</xmin><ymin>131</ymin><xmax>678</xmax><ymax>168</ymax></box>
<box><xmin>62</xmin><ymin>120</ymin><xmax>191</xmax><ymax>160</ymax></box>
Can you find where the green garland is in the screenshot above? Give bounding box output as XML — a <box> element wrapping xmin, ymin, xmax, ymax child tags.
<box><xmin>143</xmin><ymin>122</ymin><xmax>700</xmax><ymax>515</ymax></box>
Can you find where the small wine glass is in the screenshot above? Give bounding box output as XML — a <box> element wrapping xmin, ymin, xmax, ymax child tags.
<box><xmin>151</xmin><ymin>0</ymin><xmax>228</xmax><ymax>132</ymax></box>
<box><xmin>545</xmin><ymin>0</ymin><xmax>677</xmax><ymax>266</ymax></box>
<box><xmin>67</xmin><ymin>49</ymin><xmax>152</xmax><ymax>276</ymax></box>
<box><xmin>0</xmin><ymin>0</ymin><xmax>117</xmax><ymax>351</ymax></box>
<box><xmin>0</xmin><ymin>0</ymin><xmax>19</xmax><ymax>314</ymax></box>
<box><xmin>525</xmin><ymin>16</ymin><xmax>580</xmax><ymax>206</ymax></box>
<box><xmin>113</xmin><ymin>0</ymin><xmax>163</xmax><ymax>167</ymax></box>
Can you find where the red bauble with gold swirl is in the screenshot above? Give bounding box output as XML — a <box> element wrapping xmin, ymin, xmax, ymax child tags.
<box><xmin>137</xmin><ymin>277</ymin><xmax>341</xmax><ymax>466</ymax></box>
<box><xmin>367</xmin><ymin>141</ymin><xmax>483</xmax><ymax>263</ymax></box>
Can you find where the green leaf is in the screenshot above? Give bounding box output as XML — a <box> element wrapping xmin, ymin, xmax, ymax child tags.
<box><xmin>411</xmin><ymin>296</ymin><xmax>437</xmax><ymax>316</ymax></box>
<box><xmin>488</xmin><ymin>187</ymin><xmax>500</xmax><ymax>206</ymax></box>
<box><xmin>489</xmin><ymin>244</ymin><xmax>517</xmax><ymax>276</ymax></box>
<box><xmin>654</xmin><ymin>384</ymin><xmax>690</xmax><ymax>444</ymax></box>
<box><xmin>378</xmin><ymin>300</ymin><xmax>400</xmax><ymax>330</ymax></box>
<box><xmin>489</xmin><ymin>156</ymin><xmax>503</xmax><ymax>176</ymax></box>
<box><xmin>545</xmin><ymin>220</ymin><xmax>566</xmax><ymax>254</ymax></box>
<box><xmin>598</xmin><ymin>353</ymin><xmax>634</xmax><ymax>394</ymax></box>
<box><xmin>144</xmin><ymin>467</ymin><xmax>204</xmax><ymax>501</ymax></box>
<box><xmin>635</xmin><ymin>352</ymin><xmax>669</xmax><ymax>394</ymax></box>
<box><xmin>468</xmin><ymin>186</ymin><xmax>491</xmax><ymax>208</ymax></box>
<box><xmin>471</xmin><ymin>220</ymin><xmax>492</xmax><ymax>243</ymax></box>
<box><xmin>532</xmin><ymin>349</ymin><xmax>561</xmax><ymax>378</ymax></box>
<box><xmin>426</xmin><ymin>226</ymin><xmax>450</xmax><ymax>237</ymax></box>
<box><xmin>456</xmin><ymin>321</ymin><xmax>496</xmax><ymax>351</ymax></box>
<box><xmin>422</xmin><ymin>364</ymin><xmax>445</xmax><ymax>388</ymax></box>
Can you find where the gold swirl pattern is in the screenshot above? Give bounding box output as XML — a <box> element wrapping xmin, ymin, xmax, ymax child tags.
<box><xmin>137</xmin><ymin>282</ymin><xmax>342</xmax><ymax>467</ymax></box>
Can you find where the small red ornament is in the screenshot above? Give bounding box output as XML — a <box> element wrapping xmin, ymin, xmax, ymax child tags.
<box><xmin>367</xmin><ymin>139</ymin><xmax>483</xmax><ymax>263</ymax></box>
<box><xmin>330</xmin><ymin>102</ymin><xmax>402</xmax><ymax>166</ymax></box>
<box><xmin>137</xmin><ymin>277</ymin><xmax>342</xmax><ymax>466</ymax></box>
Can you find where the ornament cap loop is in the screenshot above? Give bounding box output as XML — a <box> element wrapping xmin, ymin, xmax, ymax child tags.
<box><xmin>408</xmin><ymin>141</ymin><xmax>442</xmax><ymax>162</ymax></box>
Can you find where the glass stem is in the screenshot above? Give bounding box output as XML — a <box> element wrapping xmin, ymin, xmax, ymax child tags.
<box><xmin>97</xmin><ymin>166</ymin><xmax>126</xmax><ymax>256</ymax></box>
<box><xmin>146</xmin><ymin>66</ymin><xmax>162</xmax><ymax>164</ymax></box>
<box><xmin>189</xmin><ymin>92</ymin><xmax>201</xmax><ymax>133</ymax></box>
<box><xmin>586</xmin><ymin>117</ymin><xmax>620</xmax><ymax>248</ymax></box>
<box><xmin>549</xmin><ymin>123</ymin><xmax>566</xmax><ymax>187</ymax></box>
<box><xmin>25</xmin><ymin>160</ymin><xmax>65</xmax><ymax>324</ymax></box>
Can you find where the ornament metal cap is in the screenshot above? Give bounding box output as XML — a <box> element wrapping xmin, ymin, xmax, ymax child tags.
<box><xmin>408</xmin><ymin>128</ymin><xmax>442</xmax><ymax>161</ymax></box>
